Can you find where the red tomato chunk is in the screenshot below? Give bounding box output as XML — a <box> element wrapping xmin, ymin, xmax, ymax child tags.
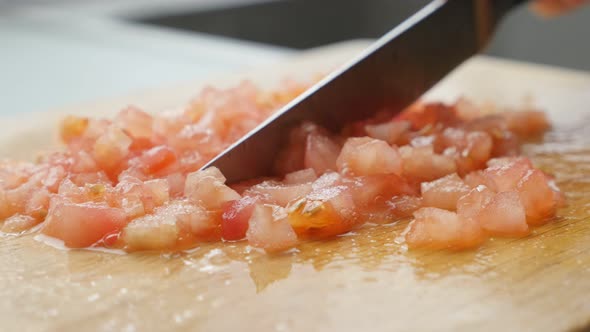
<box><xmin>0</xmin><ymin>81</ymin><xmax>563</xmax><ymax>253</ymax></box>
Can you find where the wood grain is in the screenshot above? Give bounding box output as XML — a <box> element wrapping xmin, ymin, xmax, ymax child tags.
<box><xmin>1</xmin><ymin>42</ymin><xmax>589</xmax><ymax>332</ymax></box>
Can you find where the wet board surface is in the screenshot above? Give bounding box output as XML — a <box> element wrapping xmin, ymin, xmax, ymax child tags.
<box><xmin>1</xmin><ymin>41</ymin><xmax>590</xmax><ymax>332</ymax></box>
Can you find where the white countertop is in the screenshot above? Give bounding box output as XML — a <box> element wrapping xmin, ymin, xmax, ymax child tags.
<box><xmin>0</xmin><ymin>7</ymin><xmax>293</xmax><ymax>116</ymax></box>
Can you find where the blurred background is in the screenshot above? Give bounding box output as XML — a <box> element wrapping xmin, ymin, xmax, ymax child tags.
<box><xmin>1</xmin><ymin>0</ymin><xmax>589</xmax><ymax>115</ymax></box>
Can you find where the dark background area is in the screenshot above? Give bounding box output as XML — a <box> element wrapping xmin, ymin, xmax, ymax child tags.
<box><xmin>137</xmin><ymin>0</ymin><xmax>590</xmax><ymax>71</ymax></box>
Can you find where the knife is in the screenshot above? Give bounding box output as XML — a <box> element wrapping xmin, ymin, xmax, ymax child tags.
<box><xmin>203</xmin><ymin>0</ymin><xmax>524</xmax><ymax>183</ymax></box>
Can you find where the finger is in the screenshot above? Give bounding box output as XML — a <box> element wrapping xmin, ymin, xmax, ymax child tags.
<box><xmin>531</xmin><ymin>0</ymin><xmax>588</xmax><ymax>17</ymax></box>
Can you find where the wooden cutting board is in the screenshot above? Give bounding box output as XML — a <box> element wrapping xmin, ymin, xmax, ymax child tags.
<box><xmin>1</xmin><ymin>41</ymin><xmax>590</xmax><ymax>332</ymax></box>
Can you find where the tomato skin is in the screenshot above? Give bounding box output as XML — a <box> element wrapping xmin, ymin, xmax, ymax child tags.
<box><xmin>221</xmin><ymin>196</ymin><xmax>257</xmax><ymax>241</ymax></box>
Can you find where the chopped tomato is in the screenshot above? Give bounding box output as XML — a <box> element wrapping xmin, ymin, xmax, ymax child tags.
<box><xmin>477</xmin><ymin>191</ymin><xmax>529</xmax><ymax>236</ymax></box>
<box><xmin>304</xmin><ymin>132</ymin><xmax>340</xmax><ymax>174</ymax></box>
<box><xmin>247</xmin><ymin>204</ymin><xmax>298</xmax><ymax>252</ymax></box>
<box><xmin>221</xmin><ymin>196</ymin><xmax>258</xmax><ymax>241</ymax></box>
<box><xmin>406</xmin><ymin>207</ymin><xmax>484</xmax><ymax>249</ymax></box>
<box><xmin>0</xmin><ymin>79</ymin><xmax>562</xmax><ymax>253</ymax></box>
<box><xmin>421</xmin><ymin>173</ymin><xmax>470</xmax><ymax>210</ymax></box>
<box><xmin>336</xmin><ymin>137</ymin><xmax>402</xmax><ymax>176</ymax></box>
<box><xmin>42</xmin><ymin>198</ymin><xmax>127</xmax><ymax>248</ymax></box>
<box><xmin>517</xmin><ymin>169</ymin><xmax>558</xmax><ymax>225</ymax></box>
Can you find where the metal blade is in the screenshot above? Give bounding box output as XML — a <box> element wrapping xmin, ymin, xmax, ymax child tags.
<box><xmin>203</xmin><ymin>0</ymin><xmax>517</xmax><ymax>183</ymax></box>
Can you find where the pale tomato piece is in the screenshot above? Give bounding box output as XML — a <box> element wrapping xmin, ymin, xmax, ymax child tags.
<box><xmin>41</xmin><ymin>166</ymin><xmax>67</xmax><ymax>193</ymax></box>
<box><xmin>284</xmin><ymin>168</ymin><xmax>317</xmax><ymax>185</ymax></box>
<box><xmin>273</xmin><ymin>122</ymin><xmax>326</xmax><ymax>175</ymax></box>
<box><xmin>115</xmin><ymin>106</ymin><xmax>154</xmax><ymax>139</ymax></box>
<box><xmin>246</xmin><ymin>180</ymin><xmax>313</xmax><ymax>207</ymax></box>
<box><xmin>336</xmin><ymin>137</ymin><xmax>402</xmax><ymax>176</ymax></box>
<box><xmin>347</xmin><ymin>174</ymin><xmax>416</xmax><ymax>209</ymax></box>
<box><xmin>59</xmin><ymin>116</ymin><xmax>89</xmax><ymax>144</ymax></box>
<box><xmin>122</xmin><ymin>209</ymin><xmax>179</xmax><ymax>251</ymax></box>
<box><xmin>477</xmin><ymin>191</ymin><xmax>529</xmax><ymax>236</ymax></box>
<box><xmin>25</xmin><ymin>188</ymin><xmax>50</xmax><ymax>220</ymax></box>
<box><xmin>247</xmin><ymin>204</ymin><xmax>298</xmax><ymax>252</ymax></box>
<box><xmin>464</xmin><ymin>171</ymin><xmax>492</xmax><ymax>189</ymax></box>
<box><xmin>92</xmin><ymin>125</ymin><xmax>132</xmax><ymax>175</ymax></box>
<box><xmin>221</xmin><ymin>196</ymin><xmax>258</xmax><ymax>241</ymax></box>
<box><xmin>129</xmin><ymin>145</ymin><xmax>178</xmax><ymax>176</ymax></box>
<box><xmin>385</xmin><ymin>195</ymin><xmax>423</xmax><ymax>218</ymax></box>
<box><xmin>482</xmin><ymin>157</ymin><xmax>533</xmax><ymax>192</ymax></box>
<box><xmin>171</xmin><ymin>200</ymin><xmax>220</xmax><ymax>240</ymax></box>
<box><xmin>1</xmin><ymin>214</ymin><xmax>39</xmax><ymax>233</ymax></box>
<box><xmin>365</xmin><ymin>120</ymin><xmax>411</xmax><ymax>145</ymax></box>
<box><xmin>399</xmin><ymin>145</ymin><xmax>456</xmax><ymax>182</ymax></box>
<box><xmin>184</xmin><ymin>167</ymin><xmax>241</xmax><ymax>210</ymax></box>
<box><xmin>500</xmin><ymin>111</ymin><xmax>550</xmax><ymax>137</ymax></box>
<box><xmin>304</xmin><ymin>132</ymin><xmax>340</xmax><ymax>175</ymax></box>
<box><xmin>396</xmin><ymin>102</ymin><xmax>460</xmax><ymax>130</ymax></box>
<box><xmin>69</xmin><ymin>172</ymin><xmax>112</xmax><ymax>187</ymax></box>
<box><xmin>143</xmin><ymin>179</ymin><xmax>170</xmax><ymax>207</ymax></box>
<box><xmin>465</xmin><ymin>115</ymin><xmax>521</xmax><ymax>157</ymax></box>
<box><xmin>70</xmin><ymin>151</ymin><xmax>99</xmax><ymax>174</ymax></box>
<box><xmin>0</xmin><ymin>189</ymin><xmax>10</xmax><ymax>220</ymax></box>
<box><xmin>406</xmin><ymin>207</ymin><xmax>484</xmax><ymax>249</ymax></box>
<box><xmin>421</xmin><ymin>173</ymin><xmax>470</xmax><ymax>210</ymax></box>
<box><xmin>457</xmin><ymin>185</ymin><xmax>495</xmax><ymax>219</ymax></box>
<box><xmin>42</xmin><ymin>198</ymin><xmax>127</xmax><ymax>248</ymax></box>
<box><xmin>437</xmin><ymin>128</ymin><xmax>492</xmax><ymax>175</ymax></box>
<box><xmin>517</xmin><ymin>169</ymin><xmax>558</xmax><ymax>225</ymax></box>
<box><xmin>166</xmin><ymin>172</ymin><xmax>186</xmax><ymax>198</ymax></box>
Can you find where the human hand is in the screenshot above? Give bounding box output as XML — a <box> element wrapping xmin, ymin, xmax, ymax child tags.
<box><xmin>531</xmin><ymin>0</ymin><xmax>589</xmax><ymax>17</ymax></box>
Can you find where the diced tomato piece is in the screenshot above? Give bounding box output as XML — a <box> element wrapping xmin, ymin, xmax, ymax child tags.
<box><xmin>386</xmin><ymin>195</ymin><xmax>422</xmax><ymax>218</ymax></box>
<box><xmin>92</xmin><ymin>126</ymin><xmax>132</xmax><ymax>176</ymax></box>
<box><xmin>517</xmin><ymin>169</ymin><xmax>558</xmax><ymax>225</ymax></box>
<box><xmin>134</xmin><ymin>145</ymin><xmax>178</xmax><ymax>175</ymax></box>
<box><xmin>273</xmin><ymin>122</ymin><xmax>327</xmax><ymax>175</ymax></box>
<box><xmin>0</xmin><ymin>189</ymin><xmax>10</xmax><ymax>220</ymax></box>
<box><xmin>500</xmin><ymin>111</ymin><xmax>550</xmax><ymax>137</ymax></box>
<box><xmin>284</xmin><ymin>168</ymin><xmax>317</xmax><ymax>184</ymax></box>
<box><xmin>123</xmin><ymin>211</ymin><xmax>179</xmax><ymax>251</ymax></box>
<box><xmin>246</xmin><ymin>180</ymin><xmax>313</xmax><ymax>207</ymax></box>
<box><xmin>347</xmin><ymin>174</ymin><xmax>416</xmax><ymax>208</ymax></box>
<box><xmin>465</xmin><ymin>115</ymin><xmax>521</xmax><ymax>157</ymax></box>
<box><xmin>457</xmin><ymin>185</ymin><xmax>495</xmax><ymax>219</ymax></box>
<box><xmin>304</xmin><ymin>132</ymin><xmax>340</xmax><ymax>175</ymax></box>
<box><xmin>421</xmin><ymin>173</ymin><xmax>470</xmax><ymax>210</ymax></box>
<box><xmin>396</xmin><ymin>102</ymin><xmax>460</xmax><ymax>130</ymax></box>
<box><xmin>60</xmin><ymin>115</ymin><xmax>89</xmax><ymax>144</ymax></box>
<box><xmin>221</xmin><ymin>196</ymin><xmax>258</xmax><ymax>241</ymax></box>
<box><xmin>185</xmin><ymin>168</ymin><xmax>241</xmax><ymax>210</ymax></box>
<box><xmin>172</xmin><ymin>200</ymin><xmax>220</xmax><ymax>240</ymax></box>
<box><xmin>399</xmin><ymin>146</ymin><xmax>456</xmax><ymax>182</ymax></box>
<box><xmin>25</xmin><ymin>188</ymin><xmax>50</xmax><ymax>220</ymax></box>
<box><xmin>464</xmin><ymin>171</ymin><xmax>490</xmax><ymax>189</ymax></box>
<box><xmin>436</xmin><ymin>128</ymin><xmax>492</xmax><ymax>175</ymax></box>
<box><xmin>115</xmin><ymin>106</ymin><xmax>154</xmax><ymax>139</ymax></box>
<box><xmin>365</xmin><ymin>120</ymin><xmax>410</xmax><ymax>145</ymax></box>
<box><xmin>166</xmin><ymin>173</ymin><xmax>186</xmax><ymax>198</ymax></box>
<box><xmin>288</xmin><ymin>196</ymin><xmax>355</xmax><ymax>239</ymax></box>
<box><xmin>336</xmin><ymin>137</ymin><xmax>402</xmax><ymax>176</ymax></box>
<box><xmin>482</xmin><ymin>157</ymin><xmax>533</xmax><ymax>192</ymax></box>
<box><xmin>1</xmin><ymin>214</ymin><xmax>39</xmax><ymax>233</ymax></box>
<box><xmin>42</xmin><ymin>198</ymin><xmax>127</xmax><ymax>248</ymax></box>
<box><xmin>247</xmin><ymin>204</ymin><xmax>298</xmax><ymax>252</ymax></box>
<box><xmin>406</xmin><ymin>207</ymin><xmax>484</xmax><ymax>249</ymax></box>
<box><xmin>477</xmin><ymin>191</ymin><xmax>529</xmax><ymax>236</ymax></box>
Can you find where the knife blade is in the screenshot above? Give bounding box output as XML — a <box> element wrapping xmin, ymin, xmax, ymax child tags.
<box><xmin>203</xmin><ymin>0</ymin><xmax>523</xmax><ymax>183</ymax></box>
